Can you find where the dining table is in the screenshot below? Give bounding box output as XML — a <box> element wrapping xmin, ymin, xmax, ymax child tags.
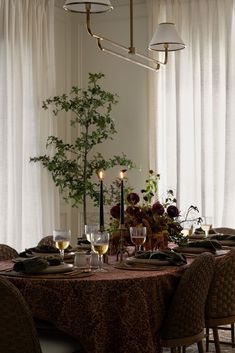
<box><xmin>0</xmin><ymin>256</ymin><xmax>190</xmax><ymax>353</ymax></box>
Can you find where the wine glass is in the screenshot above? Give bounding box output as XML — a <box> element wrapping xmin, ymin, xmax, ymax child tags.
<box><xmin>181</xmin><ymin>221</ymin><xmax>194</xmax><ymax>237</ymax></box>
<box><xmin>130</xmin><ymin>227</ymin><xmax>146</xmax><ymax>254</ymax></box>
<box><xmin>201</xmin><ymin>216</ymin><xmax>213</xmax><ymax>238</ymax></box>
<box><xmin>53</xmin><ymin>229</ymin><xmax>71</xmax><ymax>263</ymax></box>
<box><xmin>90</xmin><ymin>231</ymin><xmax>110</xmax><ymax>272</ymax></box>
<box><xmin>84</xmin><ymin>224</ymin><xmax>99</xmax><ymax>242</ymax></box>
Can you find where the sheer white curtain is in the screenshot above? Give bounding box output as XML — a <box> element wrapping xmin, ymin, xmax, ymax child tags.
<box><xmin>0</xmin><ymin>0</ymin><xmax>59</xmax><ymax>251</ymax></box>
<box><xmin>147</xmin><ymin>0</ymin><xmax>235</xmax><ymax>227</ymax></box>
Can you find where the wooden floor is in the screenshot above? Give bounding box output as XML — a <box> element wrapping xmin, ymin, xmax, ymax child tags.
<box><xmin>163</xmin><ymin>328</ymin><xmax>235</xmax><ymax>352</ymax></box>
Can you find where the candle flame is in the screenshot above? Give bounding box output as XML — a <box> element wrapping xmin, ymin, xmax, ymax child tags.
<box><xmin>98</xmin><ymin>170</ymin><xmax>103</xmax><ymax>180</ymax></box>
<box><xmin>120</xmin><ymin>171</ymin><xmax>124</xmax><ymax>179</ymax></box>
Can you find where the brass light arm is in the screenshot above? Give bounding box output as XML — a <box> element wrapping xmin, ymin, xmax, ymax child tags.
<box><xmin>97</xmin><ymin>38</ymin><xmax>160</xmax><ymax>72</ymax></box>
<box><xmin>135</xmin><ymin>46</ymin><xmax>168</xmax><ymax>66</ymax></box>
<box><xmin>86</xmin><ymin>6</ymin><xmax>130</xmax><ymax>51</ymax></box>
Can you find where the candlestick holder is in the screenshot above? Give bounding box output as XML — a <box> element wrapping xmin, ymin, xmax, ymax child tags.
<box><xmin>116</xmin><ymin>224</ymin><xmax>129</xmax><ymax>262</ymax></box>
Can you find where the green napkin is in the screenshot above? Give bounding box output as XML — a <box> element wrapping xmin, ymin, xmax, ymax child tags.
<box><xmin>210</xmin><ymin>234</ymin><xmax>235</xmax><ymax>241</ymax></box>
<box><xmin>134</xmin><ymin>250</ymin><xmax>187</xmax><ymax>266</ymax></box>
<box><xmin>13</xmin><ymin>257</ymin><xmax>48</xmax><ymax>274</ymax></box>
<box><xmin>189</xmin><ymin>239</ymin><xmax>222</xmax><ymax>252</ymax></box>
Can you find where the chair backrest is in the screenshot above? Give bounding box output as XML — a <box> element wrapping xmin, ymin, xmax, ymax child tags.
<box><xmin>206</xmin><ymin>249</ymin><xmax>235</xmax><ymax>319</ymax></box>
<box><xmin>161</xmin><ymin>252</ymin><xmax>215</xmax><ymax>340</ymax></box>
<box><xmin>0</xmin><ymin>244</ymin><xmax>18</xmax><ymax>260</ymax></box>
<box><xmin>37</xmin><ymin>235</ymin><xmax>55</xmax><ymax>247</ymax></box>
<box><xmin>0</xmin><ymin>276</ymin><xmax>42</xmax><ymax>353</ymax></box>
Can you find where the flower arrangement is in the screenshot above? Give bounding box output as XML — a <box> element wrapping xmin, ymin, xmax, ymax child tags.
<box><xmin>109</xmin><ymin>170</ymin><xmax>200</xmax><ymax>251</ymax></box>
<box><xmin>110</xmin><ymin>171</ymin><xmax>178</xmax><ymax>250</ymax></box>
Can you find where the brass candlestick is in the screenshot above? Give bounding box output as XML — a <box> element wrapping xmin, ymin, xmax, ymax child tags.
<box><xmin>116</xmin><ymin>224</ymin><xmax>129</xmax><ymax>262</ymax></box>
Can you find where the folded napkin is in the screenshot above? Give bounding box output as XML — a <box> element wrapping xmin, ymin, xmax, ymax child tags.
<box><xmin>188</xmin><ymin>240</ymin><xmax>222</xmax><ymax>252</ymax></box>
<box><xmin>210</xmin><ymin>234</ymin><xmax>235</xmax><ymax>241</ymax></box>
<box><xmin>134</xmin><ymin>250</ymin><xmax>187</xmax><ymax>266</ymax></box>
<box><xmin>19</xmin><ymin>244</ymin><xmax>59</xmax><ymax>257</ymax></box>
<box><xmin>13</xmin><ymin>257</ymin><xmax>48</xmax><ymax>274</ymax></box>
<box><xmin>194</xmin><ymin>227</ymin><xmax>217</xmax><ymax>235</ymax></box>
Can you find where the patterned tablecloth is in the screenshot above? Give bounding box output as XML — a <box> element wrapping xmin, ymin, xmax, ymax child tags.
<box><xmin>0</xmin><ymin>259</ymin><xmax>189</xmax><ymax>353</ymax></box>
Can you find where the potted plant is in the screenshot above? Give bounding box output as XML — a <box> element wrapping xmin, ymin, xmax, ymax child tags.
<box><xmin>30</xmin><ymin>72</ymin><xmax>134</xmax><ymax>226</ymax></box>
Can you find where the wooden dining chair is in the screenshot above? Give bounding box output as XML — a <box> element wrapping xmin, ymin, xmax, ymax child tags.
<box><xmin>0</xmin><ymin>276</ymin><xmax>43</xmax><ymax>353</ymax></box>
<box><xmin>160</xmin><ymin>252</ymin><xmax>215</xmax><ymax>353</ymax></box>
<box><xmin>205</xmin><ymin>249</ymin><xmax>235</xmax><ymax>353</ymax></box>
<box><xmin>37</xmin><ymin>235</ymin><xmax>55</xmax><ymax>247</ymax></box>
<box><xmin>0</xmin><ymin>243</ymin><xmax>18</xmax><ymax>260</ymax></box>
<box><xmin>0</xmin><ymin>276</ymin><xmax>84</xmax><ymax>353</ymax></box>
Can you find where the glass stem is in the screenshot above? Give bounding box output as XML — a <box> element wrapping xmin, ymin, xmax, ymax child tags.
<box><xmin>205</xmin><ymin>231</ymin><xmax>208</xmax><ymax>238</ymax></box>
<box><xmin>60</xmin><ymin>249</ymin><xmax>65</xmax><ymax>263</ymax></box>
<box><xmin>98</xmin><ymin>254</ymin><xmax>103</xmax><ymax>270</ymax></box>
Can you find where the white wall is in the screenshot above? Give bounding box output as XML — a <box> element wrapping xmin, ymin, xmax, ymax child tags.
<box><xmin>54</xmin><ymin>1</ymin><xmax>149</xmax><ymax>239</ymax></box>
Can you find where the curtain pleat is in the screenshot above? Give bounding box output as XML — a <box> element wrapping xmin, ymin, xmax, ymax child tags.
<box><xmin>148</xmin><ymin>0</ymin><xmax>235</xmax><ymax>227</ymax></box>
<box><xmin>0</xmin><ymin>0</ymin><xmax>59</xmax><ymax>251</ymax></box>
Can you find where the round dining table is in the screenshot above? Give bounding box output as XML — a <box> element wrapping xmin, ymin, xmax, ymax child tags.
<box><xmin>0</xmin><ymin>259</ymin><xmax>189</xmax><ymax>353</ymax></box>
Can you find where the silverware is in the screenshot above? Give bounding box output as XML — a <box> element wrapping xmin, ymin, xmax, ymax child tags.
<box><xmin>64</xmin><ymin>269</ymin><xmax>92</xmax><ymax>276</ymax></box>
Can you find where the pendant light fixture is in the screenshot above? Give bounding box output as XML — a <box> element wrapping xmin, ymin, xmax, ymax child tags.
<box><xmin>63</xmin><ymin>0</ymin><xmax>185</xmax><ymax>72</ymax></box>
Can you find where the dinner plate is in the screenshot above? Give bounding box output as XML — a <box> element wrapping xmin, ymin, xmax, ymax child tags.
<box><xmin>174</xmin><ymin>248</ymin><xmax>230</xmax><ymax>256</ymax></box>
<box><xmin>39</xmin><ymin>263</ymin><xmax>74</xmax><ymax>274</ymax></box>
<box><xmin>31</xmin><ymin>251</ymin><xmax>75</xmax><ymax>259</ymax></box>
<box><xmin>126</xmin><ymin>257</ymin><xmax>170</xmax><ymax>266</ymax></box>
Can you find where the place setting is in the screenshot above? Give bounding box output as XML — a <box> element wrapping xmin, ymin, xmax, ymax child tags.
<box><xmin>113</xmin><ymin>226</ymin><xmax>188</xmax><ymax>271</ymax></box>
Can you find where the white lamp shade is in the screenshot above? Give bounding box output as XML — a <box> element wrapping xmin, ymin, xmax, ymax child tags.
<box><xmin>149</xmin><ymin>22</ymin><xmax>185</xmax><ymax>52</ymax></box>
<box><xmin>63</xmin><ymin>0</ymin><xmax>113</xmax><ymax>13</ymax></box>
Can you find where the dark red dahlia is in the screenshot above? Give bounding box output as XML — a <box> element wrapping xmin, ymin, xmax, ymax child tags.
<box><xmin>152</xmin><ymin>202</ymin><xmax>165</xmax><ymax>216</ymax></box>
<box><xmin>167</xmin><ymin>205</ymin><xmax>180</xmax><ymax>218</ymax></box>
<box><xmin>110</xmin><ymin>204</ymin><xmax>120</xmax><ymax>219</ymax></box>
<box><xmin>125</xmin><ymin>205</ymin><xmax>140</xmax><ymax>217</ymax></box>
<box><xmin>126</xmin><ymin>192</ymin><xmax>140</xmax><ymax>205</ymax></box>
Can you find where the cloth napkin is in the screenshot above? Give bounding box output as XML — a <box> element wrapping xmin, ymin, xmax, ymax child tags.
<box><xmin>194</xmin><ymin>227</ymin><xmax>217</xmax><ymax>235</ymax></box>
<box><xmin>134</xmin><ymin>250</ymin><xmax>187</xmax><ymax>266</ymax></box>
<box><xmin>188</xmin><ymin>239</ymin><xmax>222</xmax><ymax>252</ymax></box>
<box><xmin>19</xmin><ymin>244</ymin><xmax>59</xmax><ymax>257</ymax></box>
<box><xmin>210</xmin><ymin>234</ymin><xmax>235</xmax><ymax>241</ymax></box>
<box><xmin>13</xmin><ymin>257</ymin><xmax>48</xmax><ymax>274</ymax></box>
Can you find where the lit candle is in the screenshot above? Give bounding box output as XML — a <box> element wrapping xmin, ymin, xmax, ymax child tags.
<box><xmin>98</xmin><ymin>171</ymin><xmax>104</xmax><ymax>231</ymax></box>
<box><xmin>120</xmin><ymin>171</ymin><xmax>124</xmax><ymax>225</ymax></box>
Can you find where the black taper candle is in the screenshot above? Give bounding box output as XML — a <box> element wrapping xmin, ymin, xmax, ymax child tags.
<box><xmin>99</xmin><ymin>171</ymin><xmax>104</xmax><ymax>231</ymax></box>
<box><xmin>120</xmin><ymin>171</ymin><xmax>124</xmax><ymax>225</ymax></box>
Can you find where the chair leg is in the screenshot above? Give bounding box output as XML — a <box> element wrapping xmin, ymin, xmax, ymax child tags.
<box><xmin>182</xmin><ymin>346</ymin><xmax>186</xmax><ymax>353</ymax></box>
<box><xmin>205</xmin><ymin>327</ymin><xmax>209</xmax><ymax>352</ymax></box>
<box><xmin>212</xmin><ymin>327</ymin><xmax>221</xmax><ymax>353</ymax></box>
<box><xmin>231</xmin><ymin>323</ymin><xmax>235</xmax><ymax>348</ymax></box>
<box><xmin>197</xmin><ymin>340</ymin><xmax>204</xmax><ymax>353</ymax></box>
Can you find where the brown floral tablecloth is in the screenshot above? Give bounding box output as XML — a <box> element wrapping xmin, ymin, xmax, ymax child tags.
<box><xmin>0</xmin><ymin>260</ymin><xmax>188</xmax><ymax>353</ymax></box>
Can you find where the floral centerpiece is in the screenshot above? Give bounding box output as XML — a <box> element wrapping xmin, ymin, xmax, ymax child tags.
<box><xmin>109</xmin><ymin>170</ymin><xmax>199</xmax><ymax>252</ymax></box>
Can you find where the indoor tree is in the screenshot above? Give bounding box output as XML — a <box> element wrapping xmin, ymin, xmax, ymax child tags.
<box><xmin>31</xmin><ymin>72</ymin><xmax>134</xmax><ymax>226</ymax></box>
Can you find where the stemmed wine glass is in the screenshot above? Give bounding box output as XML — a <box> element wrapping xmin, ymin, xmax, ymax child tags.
<box><xmin>53</xmin><ymin>229</ymin><xmax>71</xmax><ymax>263</ymax></box>
<box><xmin>181</xmin><ymin>221</ymin><xmax>194</xmax><ymax>237</ymax></box>
<box><xmin>84</xmin><ymin>224</ymin><xmax>99</xmax><ymax>242</ymax></box>
<box><xmin>130</xmin><ymin>227</ymin><xmax>146</xmax><ymax>254</ymax></box>
<box><xmin>201</xmin><ymin>216</ymin><xmax>213</xmax><ymax>238</ymax></box>
<box><xmin>90</xmin><ymin>231</ymin><xmax>110</xmax><ymax>272</ymax></box>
